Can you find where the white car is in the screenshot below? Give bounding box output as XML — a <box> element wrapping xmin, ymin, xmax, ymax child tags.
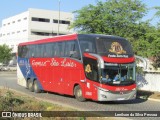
<box><xmin>1</xmin><ymin>65</ymin><xmax>9</xmax><ymax>71</ymax></box>
<box><xmin>7</xmin><ymin>65</ymin><xmax>17</xmax><ymax>71</ymax></box>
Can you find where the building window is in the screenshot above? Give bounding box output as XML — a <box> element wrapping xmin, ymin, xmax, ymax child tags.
<box><xmin>7</xmin><ymin>33</ymin><xmax>10</xmax><ymax>35</ymax></box>
<box><xmin>31</xmin><ymin>31</ymin><xmax>62</xmax><ymax>36</ymax></box>
<box><xmin>53</xmin><ymin>19</ymin><xmax>70</xmax><ymax>25</ymax></box>
<box><xmin>24</xmin><ymin>17</ymin><xmax>27</xmax><ymax>20</ymax></box>
<box><xmin>8</xmin><ymin>23</ymin><xmax>10</xmax><ymax>25</ymax></box>
<box><xmin>31</xmin><ymin>31</ymin><xmax>50</xmax><ymax>36</ymax></box>
<box><xmin>3</xmin><ymin>24</ymin><xmax>6</xmax><ymax>26</ymax></box>
<box><xmin>53</xmin><ymin>19</ymin><xmax>58</xmax><ymax>23</ymax></box>
<box><xmin>12</xmin><ymin>21</ymin><xmax>15</xmax><ymax>24</ymax></box>
<box><xmin>17</xmin><ymin>31</ymin><xmax>20</xmax><ymax>33</ymax></box>
<box><xmin>18</xmin><ymin>19</ymin><xmax>21</xmax><ymax>22</ymax></box>
<box><xmin>23</xmin><ymin>30</ymin><xmax>27</xmax><ymax>32</ymax></box>
<box><xmin>31</xmin><ymin>17</ymin><xmax>50</xmax><ymax>23</ymax></box>
<box><xmin>60</xmin><ymin>20</ymin><xmax>70</xmax><ymax>25</ymax></box>
<box><xmin>12</xmin><ymin>32</ymin><xmax>15</xmax><ymax>34</ymax></box>
<box><xmin>11</xmin><ymin>45</ymin><xmax>14</xmax><ymax>49</ymax></box>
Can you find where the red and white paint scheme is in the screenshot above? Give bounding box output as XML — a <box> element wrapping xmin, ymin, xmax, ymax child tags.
<box><xmin>17</xmin><ymin>34</ymin><xmax>136</xmax><ymax>102</ymax></box>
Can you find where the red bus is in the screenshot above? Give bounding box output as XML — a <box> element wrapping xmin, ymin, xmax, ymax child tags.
<box><xmin>17</xmin><ymin>34</ymin><xmax>136</xmax><ymax>102</ymax></box>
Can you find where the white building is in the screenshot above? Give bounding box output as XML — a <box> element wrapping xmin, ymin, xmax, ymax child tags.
<box><xmin>0</xmin><ymin>8</ymin><xmax>74</xmax><ymax>53</ymax></box>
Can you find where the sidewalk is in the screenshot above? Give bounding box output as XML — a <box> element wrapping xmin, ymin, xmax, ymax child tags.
<box><xmin>137</xmin><ymin>90</ymin><xmax>160</xmax><ymax>102</ymax></box>
<box><xmin>0</xmin><ymin>71</ymin><xmax>16</xmax><ymax>74</ymax></box>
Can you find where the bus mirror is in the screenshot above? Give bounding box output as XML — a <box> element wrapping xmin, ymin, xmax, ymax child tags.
<box><xmin>87</xmin><ymin>53</ymin><xmax>104</xmax><ymax>69</ymax></box>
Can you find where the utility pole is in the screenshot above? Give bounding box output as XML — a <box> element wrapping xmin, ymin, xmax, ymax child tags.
<box><xmin>57</xmin><ymin>0</ymin><xmax>60</xmax><ymax>36</ymax></box>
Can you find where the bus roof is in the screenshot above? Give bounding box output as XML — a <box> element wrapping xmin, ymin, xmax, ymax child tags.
<box><xmin>18</xmin><ymin>33</ymin><xmax>126</xmax><ymax>46</ymax></box>
<box><xmin>18</xmin><ymin>33</ymin><xmax>78</xmax><ymax>46</ymax></box>
<box><xmin>78</xmin><ymin>34</ymin><xmax>125</xmax><ymax>40</ymax></box>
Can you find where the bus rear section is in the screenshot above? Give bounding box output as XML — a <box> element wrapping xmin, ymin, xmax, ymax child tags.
<box><xmin>17</xmin><ymin>34</ymin><xmax>137</xmax><ymax>102</ymax></box>
<box><xmin>17</xmin><ymin>34</ymin><xmax>85</xmax><ymax>95</ymax></box>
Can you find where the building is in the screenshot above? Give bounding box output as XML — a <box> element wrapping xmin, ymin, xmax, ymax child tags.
<box><xmin>0</xmin><ymin>8</ymin><xmax>74</xmax><ymax>53</ymax></box>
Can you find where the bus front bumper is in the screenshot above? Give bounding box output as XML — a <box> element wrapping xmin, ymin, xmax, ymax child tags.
<box><xmin>97</xmin><ymin>87</ymin><xmax>136</xmax><ymax>101</ymax></box>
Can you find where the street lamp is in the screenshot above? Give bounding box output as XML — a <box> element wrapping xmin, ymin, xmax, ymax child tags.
<box><xmin>57</xmin><ymin>0</ymin><xmax>60</xmax><ymax>36</ymax></box>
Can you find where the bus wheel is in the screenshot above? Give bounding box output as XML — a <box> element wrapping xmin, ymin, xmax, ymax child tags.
<box><xmin>33</xmin><ymin>80</ymin><xmax>41</xmax><ymax>93</ymax></box>
<box><xmin>28</xmin><ymin>80</ymin><xmax>34</xmax><ymax>92</ymax></box>
<box><xmin>26</xmin><ymin>80</ymin><xmax>29</xmax><ymax>89</ymax></box>
<box><xmin>74</xmin><ymin>85</ymin><xmax>86</xmax><ymax>102</ymax></box>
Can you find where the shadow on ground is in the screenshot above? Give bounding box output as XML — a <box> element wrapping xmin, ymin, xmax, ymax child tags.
<box><xmin>137</xmin><ymin>90</ymin><xmax>155</xmax><ymax>99</ymax></box>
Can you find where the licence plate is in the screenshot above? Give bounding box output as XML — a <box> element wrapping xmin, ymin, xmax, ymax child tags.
<box><xmin>117</xmin><ymin>98</ymin><xmax>125</xmax><ymax>100</ymax></box>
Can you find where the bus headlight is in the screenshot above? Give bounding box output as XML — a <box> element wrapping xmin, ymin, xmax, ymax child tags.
<box><xmin>101</xmin><ymin>94</ymin><xmax>107</xmax><ymax>98</ymax></box>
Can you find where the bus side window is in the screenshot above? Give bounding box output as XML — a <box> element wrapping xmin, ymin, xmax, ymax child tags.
<box><xmin>64</xmin><ymin>41</ymin><xmax>70</xmax><ymax>57</ymax></box>
<box><xmin>81</xmin><ymin>43</ymin><xmax>89</xmax><ymax>53</ymax></box>
<box><xmin>72</xmin><ymin>42</ymin><xmax>81</xmax><ymax>59</ymax></box>
<box><xmin>54</xmin><ymin>42</ymin><xmax>65</xmax><ymax>57</ymax></box>
<box><xmin>18</xmin><ymin>46</ymin><xmax>28</xmax><ymax>58</ymax></box>
<box><xmin>29</xmin><ymin>45</ymin><xmax>35</xmax><ymax>58</ymax></box>
<box><xmin>54</xmin><ymin>43</ymin><xmax>58</xmax><ymax>57</ymax></box>
<box><xmin>45</xmin><ymin>43</ymin><xmax>54</xmax><ymax>57</ymax></box>
<box><xmin>43</xmin><ymin>44</ymin><xmax>47</xmax><ymax>57</ymax></box>
<box><xmin>79</xmin><ymin>38</ymin><xmax>96</xmax><ymax>53</ymax></box>
<box><xmin>35</xmin><ymin>44</ymin><xmax>42</xmax><ymax>58</ymax></box>
<box><xmin>34</xmin><ymin>45</ymin><xmax>38</xmax><ymax>58</ymax></box>
<box><xmin>65</xmin><ymin>40</ymin><xmax>81</xmax><ymax>60</ymax></box>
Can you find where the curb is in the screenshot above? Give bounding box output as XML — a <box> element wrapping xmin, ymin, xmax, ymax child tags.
<box><xmin>148</xmin><ymin>98</ymin><xmax>160</xmax><ymax>102</ymax></box>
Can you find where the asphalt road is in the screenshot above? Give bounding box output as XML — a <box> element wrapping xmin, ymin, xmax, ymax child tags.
<box><xmin>0</xmin><ymin>72</ymin><xmax>160</xmax><ymax>120</ymax></box>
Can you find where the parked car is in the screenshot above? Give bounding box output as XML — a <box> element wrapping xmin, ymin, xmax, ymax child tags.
<box><xmin>7</xmin><ymin>65</ymin><xmax>17</xmax><ymax>71</ymax></box>
<box><xmin>0</xmin><ymin>65</ymin><xmax>3</xmax><ymax>71</ymax></box>
<box><xmin>0</xmin><ymin>64</ymin><xmax>17</xmax><ymax>71</ymax></box>
<box><xmin>1</xmin><ymin>65</ymin><xmax>9</xmax><ymax>71</ymax></box>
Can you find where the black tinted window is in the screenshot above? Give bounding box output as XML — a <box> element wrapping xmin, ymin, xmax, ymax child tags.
<box><xmin>96</xmin><ymin>38</ymin><xmax>134</xmax><ymax>57</ymax></box>
<box><xmin>79</xmin><ymin>36</ymin><xmax>96</xmax><ymax>54</ymax></box>
<box><xmin>65</xmin><ymin>40</ymin><xmax>81</xmax><ymax>59</ymax></box>
<box><xmin>54</xmin><ymin>42</ymin><xmax>65</xmax><ymax>57</ymax></box>
<box><xmin>18</xmin><ymin>46</ymin><xmax>29</xmax><ymax>58</ymax></box>
<box><xmin>45</xmin><ymin>43</ymin><xmax>55</xmax><ymax>57</ymax></box>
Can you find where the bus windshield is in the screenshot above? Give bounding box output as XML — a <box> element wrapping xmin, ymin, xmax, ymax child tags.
<box><xmin>101</xmin><ymin>63</ymin><xmax>136</xmax><ymax>86</ymax></box>
<box><xmin>96</xmin><ymin>37</ymin><xmax>134</xmax><ymax>57</ymax></box>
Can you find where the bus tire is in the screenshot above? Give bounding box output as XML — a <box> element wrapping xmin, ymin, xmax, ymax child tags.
<box><xmin>28</xmin><ymin>80</ymin><xmax>34</xmax><ymax>92</ymax></box>
<box><xmin>33</xmin><ymin>80</ymin><xmax>41</xmax><ymax>93</ymax></box>
<box><xmin>74</xmin><ymin>85</ymin><xmax>86</xmax><ymax>102</ymax></box>
<box><xmin>26</xmin><ymin>80</ymin><xmax>29</xmax><ymax>89</ymax></box>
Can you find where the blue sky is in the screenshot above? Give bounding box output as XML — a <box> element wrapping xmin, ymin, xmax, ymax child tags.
<box><xmin>0</xmin><ymin>0</ymin><xmax>159</xmax><ymax>26</ymax></box>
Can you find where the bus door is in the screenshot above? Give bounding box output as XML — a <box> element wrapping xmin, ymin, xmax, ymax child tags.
<box><xmin>83</xmin><ymin>57</ymin><xmax>99</xmax><ymax>100</ymax></box>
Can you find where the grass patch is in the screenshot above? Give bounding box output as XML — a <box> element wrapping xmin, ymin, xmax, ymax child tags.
<box><xmin>0</xmin><ymin>88</ymin><xmax>81</xmax><ymax>120</ymax></box>
<box><xmin>0</xmin><ymin>88</ymin><xmax>112</xmax><ymax>120</ymax></box>
<box><xmin>0</xmin><ymin>87</ymin><xmax>75</xmax><ymax>111</ymax></box>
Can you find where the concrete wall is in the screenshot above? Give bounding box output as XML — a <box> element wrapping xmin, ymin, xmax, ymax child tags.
<box><xmin>137</xmin><ymin>73</ymin><xmax>160</xmax><ymax>92</ymax></box>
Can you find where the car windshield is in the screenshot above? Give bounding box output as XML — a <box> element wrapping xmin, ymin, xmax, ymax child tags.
<box><xmin>101</xmin><ymin>63</ymin><xmax>136</xmax><ymax>86</ymax></box>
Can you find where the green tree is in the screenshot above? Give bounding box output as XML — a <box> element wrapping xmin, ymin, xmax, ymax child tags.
<box><xmin>0</xmin><ymin>44</ymin><xmax>12</xmax><ymax>64</ymax></box>
<box><xmin>71</xmin><ymin>0</ymin><xmax>160</xmax><ymax>68</ymax></box>
<box><xmin>153</xmin><ymin>6</ymin><xmax>160</xmax><ymax>17</ymax></box>
<box><xmin>71</xmin><ymin>0</ymin><xmax>147</xmax><ymax>38</ymax></box>
<box><xmin>147</xmin><ymin>28</ymin><xmax>160</xmax><ymax>68</ymax></box>
<box><xmin>71</xmin><ymin>0</ymin><xmax>148</xmax><ymax>53</ymax></box>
